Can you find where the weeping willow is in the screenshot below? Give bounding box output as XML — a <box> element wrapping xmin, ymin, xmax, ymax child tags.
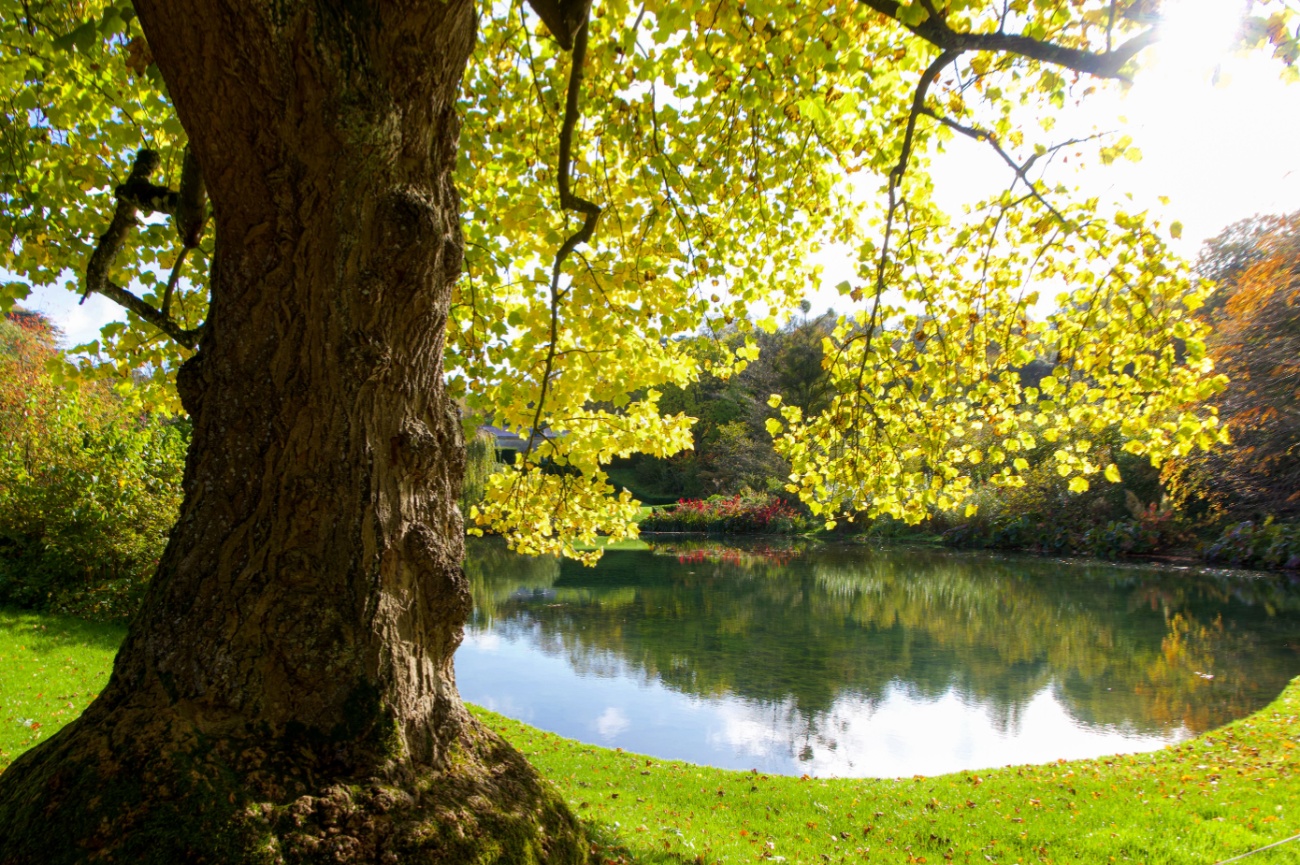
<box><xmin>459</xmin><ymin>428</ymin><xmax>500</xmax><ymax>516</ymax></box>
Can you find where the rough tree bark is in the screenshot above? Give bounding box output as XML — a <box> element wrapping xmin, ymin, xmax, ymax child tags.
<box><xmin>0</xmin><ymin>2</ymin><xmax>586</xmax><ymax>862</ymax></box>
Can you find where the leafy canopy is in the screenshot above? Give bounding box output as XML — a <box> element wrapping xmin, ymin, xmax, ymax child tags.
<box><xmin>3</xmin><ymin>0</ymin><xmax>1295</xmax><ymax>560</ymax></box>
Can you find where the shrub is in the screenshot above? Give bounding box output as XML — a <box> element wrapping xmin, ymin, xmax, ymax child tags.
<box><xmin>640</xmin><ymin>491</ymin><xmax>805</xmax><ymax>534</ymax></box>
<box><xmin>1203</xmin><ymin>519</ymin><xmax>1300</xmax><ymax>570</ymax></box>
<box><xmin>0</xmin><ymin>312</ymin><xmax>187</xmax><ymax>620</ymax></box>
<box><xmin>945</xmin><ymin>513</ymin><xmax>1076</xmax><ymax>554</ymax></box>
<box><xmin>1080</xmin><ymin>519</ymin><xmax>1157</xmax><ymax>559</ymax></box>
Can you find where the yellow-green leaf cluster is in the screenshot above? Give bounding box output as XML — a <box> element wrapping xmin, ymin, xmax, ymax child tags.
<box><xmin>774</xmin><ymin>190</ymin><xmax>1227</xmax><ymax>524</ymax></box>
<box><xmin>2</xmin><ymin>0</ymin><xmax>1264</xmax><ymax>558</ymax></box>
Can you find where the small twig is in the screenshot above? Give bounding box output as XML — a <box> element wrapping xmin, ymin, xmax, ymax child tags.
<box><xmin>918</xmin><ymin>107</ymin><xmax>1074</xmax><ymax>227</ymax></box>
<box><xmin>1214</xmin><ymin>831</ymin><xmax>1300</xmax><ymax>864</ymax></box>
<box><xmin>161</xmin><ymin>245</ymin><xmax>188</xmax><ymax>318</ymax></box>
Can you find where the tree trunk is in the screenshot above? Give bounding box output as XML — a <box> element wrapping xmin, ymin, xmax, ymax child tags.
<box><xmin>0</xmin><ymin>2</ymin><xmax>586</xmax><ymax>862</ymax></box>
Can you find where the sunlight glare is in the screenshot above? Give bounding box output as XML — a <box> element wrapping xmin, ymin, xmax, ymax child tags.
<box><xmin>1151</xmin><ymin>0</ymin><xmax>1247</xmax><ymax>77</ymax></box>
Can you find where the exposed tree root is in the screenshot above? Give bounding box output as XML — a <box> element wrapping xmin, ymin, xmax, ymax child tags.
<box><xmin>0</xmin><ymin>704</ymin><xmax>587</xmax><ymax>865</ymax></box>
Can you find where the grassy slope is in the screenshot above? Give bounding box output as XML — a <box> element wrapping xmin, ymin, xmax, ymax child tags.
<box><xmin>3</xmin><ymin>608</ymin><xmax>1298</xmax><ymax>863</ymax></box>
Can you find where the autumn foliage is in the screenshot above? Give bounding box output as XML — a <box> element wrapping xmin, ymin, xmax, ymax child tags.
<box><xmin>1172</xmin><ymin>213</ymin><xmax>1300</xmax><ymax>522</ymax></box>
<box><xmin>0</xmin><ymin>311</ymin><xmax>186</xmax><ymax>619</ymax></box>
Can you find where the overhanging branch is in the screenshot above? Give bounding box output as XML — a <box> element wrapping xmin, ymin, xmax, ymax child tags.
<box><xmin>860</xmin><ymin>0</ymin><xmax>1158</xmax><ymax>81</ymax></box>
<box><xmin>528</xmin><ymin>13</ymin><xmax>603</xmax><ymax>459</ymax></box>
<box><xmin>551</xmin><ymin>18</ymin><xmax>602</xmax><ymax>277</ymax></box>
<box><xmin>839</xmin><ymin>49</ymin><xmax>960</xmax><ymax>437</ymax></box>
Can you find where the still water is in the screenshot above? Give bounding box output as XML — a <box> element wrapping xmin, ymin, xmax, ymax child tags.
<box><xmin>455</xmin><ymin>538</ymin><xmax>1300</xmax><ymax>778</ymax></box>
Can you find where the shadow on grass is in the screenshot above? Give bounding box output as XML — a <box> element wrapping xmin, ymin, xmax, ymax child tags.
<box><xmin>587</xmin><ymin>819</ymin><xmax>756</xmax><ymax>865</ymax></box>
<box><xmin>0</xmin><ymin>608</ymin><xmax>126</xmax><ymax>656</ymax></box>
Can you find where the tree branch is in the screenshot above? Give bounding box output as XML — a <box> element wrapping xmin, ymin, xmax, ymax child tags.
<box><xmin>80</xmin><ymin>148</ymin><xmax>202</xmax><ymax>349</ymax></box>
<box><xmin>552</xmin><ymin>18</ymin><xmax>602</xmax><ymax>270</ymax></box>
<box><xmin>917</xmin><ymin>107</ymin><xmax>1074</xmax><ymax>226</ymax></box>
<box><xmin>841</xmin><ymin>49</ymin><xmax>960</xmax><ymax>436</ymax></box>
<box><xmin>859</xmin><ymin>0</ymin><xmax>1158</xmax><ymax>81</ymax></box>
<box><xmin>162</xmin><ymin>147</ymin><xmax>208</xmax><ymax>317</ymax></box>
<box><xmin>524</xmin><ymin>0</ymin><xmax>592</xmax><ymax>50</ymax></box>
<box><xmin>529</xmin><ymin>14</ymin><xmax>603</xmax><ymax>458</ymax></box>
<box><xmin>867</xmin><ymin>48</ymin><xmax>959</xmax><ymax>313</ymax></box>
<box><xmin>891</xmin><ymin>49</ymin><xmax>961</xmax><ymax>187</ymax></box>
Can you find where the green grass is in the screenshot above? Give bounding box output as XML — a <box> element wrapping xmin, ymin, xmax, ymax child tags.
<box><xmin>571</xmin><ymin>536</ymin><xmax>654</xmax><ymax>552</ymax></box>
<box><xmin>0</xmin><ymin>608</ymin><xmax>121</xmax><ymax>767</ymax></box>
<box><xmin>3</xmin><ymin>607</ymin><xmax>1299</xmax><ymax>863</ymax></box>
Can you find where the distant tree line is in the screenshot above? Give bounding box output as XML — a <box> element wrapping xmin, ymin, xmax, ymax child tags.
<box><xmin>1174</xmin><ymin>211</ymin><xmax>1300</xmax><ymax>522</ymax></box>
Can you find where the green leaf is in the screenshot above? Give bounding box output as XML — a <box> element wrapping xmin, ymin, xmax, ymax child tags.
<box><xmin>897</xmin><ymin>3</ymin><xmax>931</xmax><ymax>26</ymax></box>
<box><xmin>71</xmin><ymin>21</ymin><xmax>99</xmax><ymax>53</ymax></box>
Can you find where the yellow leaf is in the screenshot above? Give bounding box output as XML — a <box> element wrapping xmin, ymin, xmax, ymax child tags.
<box><xmin>1104</xmin><ymin>463</ymin><xmax>1122</xmax><ymax>483</ymax></box>
<box><xmin>1068</xmin><ymin>476</ymin><xmax>1090</xmax><ymax>494</ymax></box>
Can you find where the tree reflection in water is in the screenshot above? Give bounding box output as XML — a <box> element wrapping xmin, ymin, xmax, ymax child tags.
<box><xmin>458</xmin><ymin>537</ymin><xmax>1300</xmax><ymax>775</ymax></box>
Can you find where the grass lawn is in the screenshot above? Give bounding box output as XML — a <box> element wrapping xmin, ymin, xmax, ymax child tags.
<box><xmin>0</xmin><ymin>609</ymin><xmax>121</xmax><ymax>767</ymax></box>
<box><xmin>3</xmin><ymin>607</ymin><xmax>1298</xmax><ymax>863</ymax></box>
<box><xmin>572</xmin><ymin>536</ymin><xmax>654</xmax><ymax>551</ymax></box>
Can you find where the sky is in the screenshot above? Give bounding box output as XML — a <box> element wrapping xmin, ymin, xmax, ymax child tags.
<box><xmin>20</xmin><ymin>0</ymin><xmax>1300</xmax><ymax>346</ymax></box>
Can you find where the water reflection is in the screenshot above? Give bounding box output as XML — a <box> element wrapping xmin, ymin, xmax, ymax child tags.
<box><xmin>456</xmin><ymin>538</ymin><xmax>1300</xmax><ymax>777</ymax></box>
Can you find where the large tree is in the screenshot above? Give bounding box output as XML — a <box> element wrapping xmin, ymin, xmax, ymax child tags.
<box><xmin>1175</xmin><ymin>212</ymin><xmax>1300</xmax><ymax>519</ymax></box>
<box><xmin>0</xmin><ymin>0</ymin><xmax>1293</xmax><ymax>861</ymax></box>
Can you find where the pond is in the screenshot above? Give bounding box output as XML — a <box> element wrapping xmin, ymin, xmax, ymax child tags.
<box><xmin>455</xmin><ymin>537</ymin><xmax>1300</xmax><ymax>778</ymax></box>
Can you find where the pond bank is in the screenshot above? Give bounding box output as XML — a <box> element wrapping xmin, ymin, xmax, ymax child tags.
<box><xmin>4</xmin><ymin>605</ymin><xmax>1299</xmax><ymax>863</ymax></box>
<box><xmin>635</xmin><ymin>523</ymin><xmax>1300</xmax><ymax>573</ymax></box>
<box><xmin>486</xmin><ymin>677</ymin><xmax>1300</xmax><ymax>864</ymax></box>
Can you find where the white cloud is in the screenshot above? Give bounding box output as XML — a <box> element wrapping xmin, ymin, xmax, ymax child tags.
<box><xmin>594</xmin><ymin>706</ymin><xmax>630</xmax><ymax>739</ymax></box>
